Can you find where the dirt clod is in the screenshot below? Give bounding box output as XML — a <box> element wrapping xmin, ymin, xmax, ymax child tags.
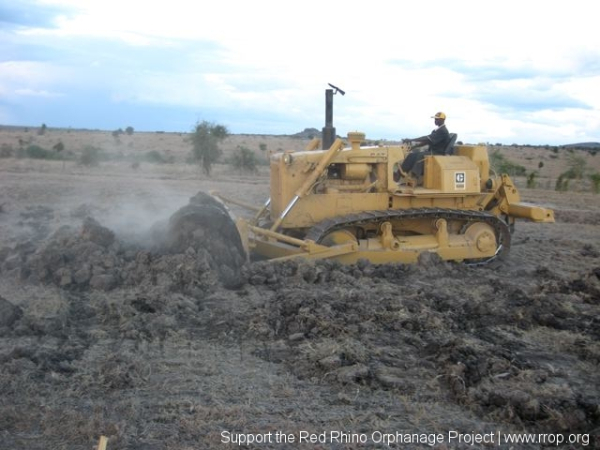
<box><xmin>0</xmin><ymin>296</ymin><xmax>22</xmax><ymax>328</ymax></box>
<box><xmin>81</xmin><ymin>216</ymin><xmax>115</xmax><ymax>247</ymax></box>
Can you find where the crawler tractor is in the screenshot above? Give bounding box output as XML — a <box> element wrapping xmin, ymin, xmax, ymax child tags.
<box><xmin>170</xmin><ymin>131</ymin><xmax>554</xmax><ymax>267</ymax></box>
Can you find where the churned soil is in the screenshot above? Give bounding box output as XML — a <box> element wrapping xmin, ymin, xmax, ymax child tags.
<box><xmin>0</xmin><ymin>157</ymin><xmax>599</xmax><ymax>449</ymax></box>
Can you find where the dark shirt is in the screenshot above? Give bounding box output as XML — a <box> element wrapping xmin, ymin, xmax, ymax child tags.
<box><xmin>427</xmin><ymin>124</ymin><xmax>449</xmax><ymax>155</ymax></box>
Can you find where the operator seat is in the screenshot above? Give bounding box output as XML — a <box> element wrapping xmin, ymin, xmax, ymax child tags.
<box><xmin>443</xmin><ymin>133</ymin><xmax>458</xmax><ymax>155</ymax></box>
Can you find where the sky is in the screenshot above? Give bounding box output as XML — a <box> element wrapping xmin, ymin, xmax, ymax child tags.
<box><xmin>1</xmin><ymin>0</ymin><xmax>599</xmax><ymax>145</ymax></box>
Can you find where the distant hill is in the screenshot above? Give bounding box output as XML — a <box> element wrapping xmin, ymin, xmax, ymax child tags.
<box><xmin>563</xmin><ymin>142</ymin><xmax>600</xmax><ymax>149</ymax></box>
<box><xmin>291</xmin><ymin>128</ymin><xmax>320</xmax><ymax>139</ymax></box>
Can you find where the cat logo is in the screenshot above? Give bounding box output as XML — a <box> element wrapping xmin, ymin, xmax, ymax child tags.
<box><xmin>455</xmin><ymin>172</ymin><xmax>466</xmax><ymax>190</ymax></box>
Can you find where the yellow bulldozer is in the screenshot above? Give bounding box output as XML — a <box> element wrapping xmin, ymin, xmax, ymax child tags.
<box><xmin>169</xmin><ymin>131</ymin><xmax>554</xmax><ymax>269</ymax></box>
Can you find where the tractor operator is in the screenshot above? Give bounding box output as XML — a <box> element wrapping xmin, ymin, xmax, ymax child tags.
<box><xmin>401</xmin><ymin>112</ymin><xmax>450</xmax><ymax>177</ymax></box>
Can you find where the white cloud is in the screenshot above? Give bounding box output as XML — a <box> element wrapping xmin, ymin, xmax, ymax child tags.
<box><xmin>2</xmin><ymin>0</ymin><xmax>599</xmax><ymax>144</ymax></box>
<box><xmin>0</xmin><ymin>61</ymin><xmax>71</xmax><ymax>98</ymax></box>
<box><xmin>14</xmin><ymin>88</ymin><xmax>63</xmax><ymax>97</ymax></box>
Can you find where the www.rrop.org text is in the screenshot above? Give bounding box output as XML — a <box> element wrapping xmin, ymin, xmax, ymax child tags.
<box><xmin>221</xmin><ymin>430</ymin><xmax>591</xmax><ymax>447</ymax></box>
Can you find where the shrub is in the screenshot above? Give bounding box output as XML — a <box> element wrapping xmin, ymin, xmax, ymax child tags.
<box><xmin>489</xmin><ymin>150</ymin><xmax>526</xmax><ymax>176</ymax></box>
<box><xmin>0</xmin><ymin>143</ymin><xmax>14</xmax><ymax>158</ymax></box>
<box><xmin>526</xmin><ymin>172</ymin><xmax>537</xmax><ymax>189</ymax></box>
<box><xmin>79</xmin><ymin>146</ymin><xmax>104</xmax><ymax>166</ymax></box>
<box><xmin>144</xmin><ymin>150</ymin><xmax>171</xmax><ymax>164</ymax></box>
<box><xmin>23</xmin><ymin>144</ymin><xmax>62</xmax><ymax>160</ymax></box>
<box><xmin>230</xmin><ymin>146</ymin><xmax>258</xmax><ymax>174</ymax></box>
<box><xmin>565</xmin><ymin>153</ymin><xmax>587</xmax><ymax>179</ymax></box>
<box><xmin>125</xmin><ymin>126</ymin><xmax>134</xmax><ymax>136</ymax></box>
<box><xmin>554</xmin><ymin>154</ymin><xmax>590</xmax><ymax>192</ymax></box>
<box><xmin>589</xmin><ymin>173</ymin><xmax>600</xmax><ymax>194</ymax></box>
<box><xmin>555</xmin><ymin>174</ymin><xmax>570</xmax><ymax>192</ymax></box>
<box><xmin>25</xmin><ymin>144</ymin><xmax>47</xmax><ymax>159</ymax></box>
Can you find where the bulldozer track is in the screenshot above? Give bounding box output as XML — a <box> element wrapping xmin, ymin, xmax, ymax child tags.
<box><xmin>305</xmin><ymin>208</ymin><xmax>512</xmax><ymax>266</ymax></box>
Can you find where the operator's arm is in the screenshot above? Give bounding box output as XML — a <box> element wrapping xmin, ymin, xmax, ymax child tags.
<box><xmin>411</xmin><ymin>136</ymin><xmax>430</xmax><ymax>145</ymax></box>
<box><xmin>408</xmin><ymin>127</ymin><xmax>448</xmax><ymax>148</ymax></box>
<box><xmin>404</xmin><ymin>134</ymin><xmax>431</xmax><ymax>147</ymax></box>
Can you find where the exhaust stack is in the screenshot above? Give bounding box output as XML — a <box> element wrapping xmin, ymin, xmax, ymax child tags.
<box><xmin>322</xmin><ymin>83</ymin><xmax>345</xmax><ymax>149</ymax></box>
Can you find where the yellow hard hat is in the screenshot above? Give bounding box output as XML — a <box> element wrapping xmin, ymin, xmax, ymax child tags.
<box><xmin>432</xmin><ymin>112</ymin><xmax>446</xmax><ymax>120</ymax></box>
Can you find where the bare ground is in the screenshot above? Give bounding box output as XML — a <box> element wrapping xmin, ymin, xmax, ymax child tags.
<box><xmin>0</xmin><ymin>155</ymin><xmax>599</xmax><ymax>450</ymax></box>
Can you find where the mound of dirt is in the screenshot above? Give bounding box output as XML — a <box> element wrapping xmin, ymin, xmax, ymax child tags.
<box><xmin>0</xmin><ymin>192</ymin><xmax>249</xmax><ymax>293</ymax></box>
<box><xmin>1</xmin><ymin>216</ymin><xmax>220</xmax><ymax>295</ymax></box>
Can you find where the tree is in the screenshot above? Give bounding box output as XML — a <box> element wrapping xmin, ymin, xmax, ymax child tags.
<box><xmin>190</xmin><ymin>121</ymin><xmax>228</xmax><ymax>175</ymax></box>
<box><xmin>125</xmin><ymin>126</ymin><xmax>134</xmax><ymax>135</ymax></box>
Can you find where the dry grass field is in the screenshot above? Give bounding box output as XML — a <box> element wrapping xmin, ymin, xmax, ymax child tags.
<box><xmin>0</xmin><ymin>127</ymin><xmax>599</xmax><ymax>449</ymax></box>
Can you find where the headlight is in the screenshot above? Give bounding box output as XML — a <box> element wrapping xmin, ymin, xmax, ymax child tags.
<box><xmin>283</xmin><ymin>153</ymin><xmax>293</xmax><ymax>165</ymax></box>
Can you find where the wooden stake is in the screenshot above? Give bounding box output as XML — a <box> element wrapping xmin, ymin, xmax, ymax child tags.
<box><xmin>97</xmin><ymin>436</ymin><xmax>108</xmax><ymax>450</ymax></box>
